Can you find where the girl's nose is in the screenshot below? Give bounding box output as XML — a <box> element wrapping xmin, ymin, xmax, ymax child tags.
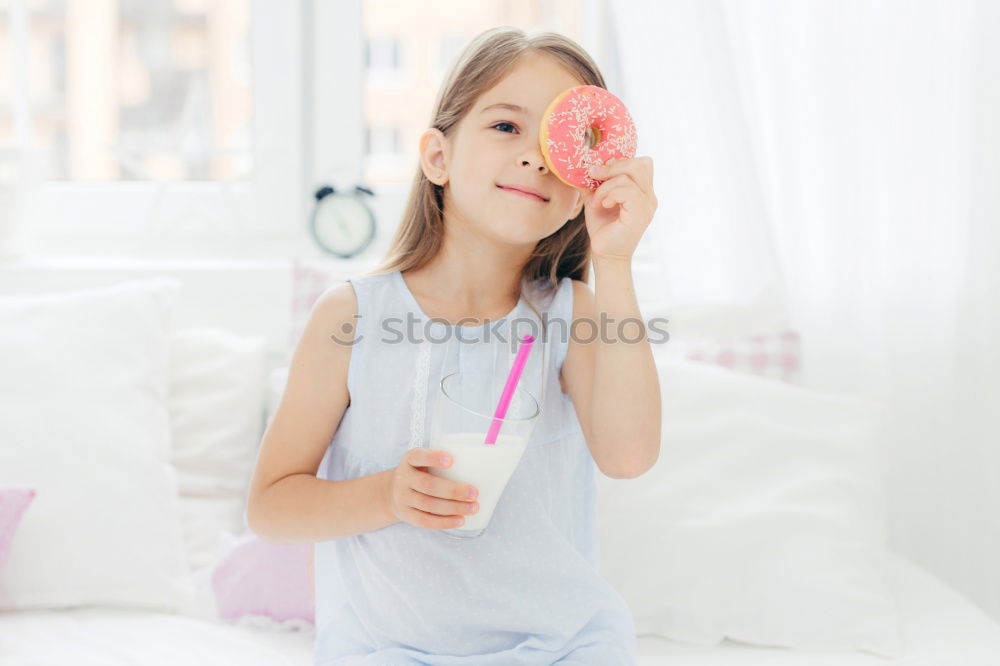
<box><xmin>521</xmin><ymin>159</ymin><xmax>547</xmax><ymax>173</ymax></box>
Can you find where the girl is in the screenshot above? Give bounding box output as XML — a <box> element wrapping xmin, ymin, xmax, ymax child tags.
<box><xmin>247</xmin><ymin>26</ymin><xmax>660</xmax><ymax>665</ymax></box>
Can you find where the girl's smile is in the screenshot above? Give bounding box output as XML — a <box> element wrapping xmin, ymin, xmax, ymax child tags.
<box><xmin>497</xmin><ymin>184</ymin><xmax>549</xmax><ymax>203</ymax></box>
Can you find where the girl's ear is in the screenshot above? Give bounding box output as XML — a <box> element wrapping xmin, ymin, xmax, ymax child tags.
<box><xmin>420</xmin><ymin>128</ymin><xmax>450</xmax><ymax>186</ymax></box>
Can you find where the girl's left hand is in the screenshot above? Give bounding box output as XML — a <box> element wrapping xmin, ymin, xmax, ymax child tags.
<box><xmin>580</xmin><ymin>156</ymin><xmax>658</xmax><ymax>262</ymax></box>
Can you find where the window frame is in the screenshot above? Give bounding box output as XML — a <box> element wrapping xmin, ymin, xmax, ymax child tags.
<box><xmin>10</xmin><ymin>0</ymin><xmax>306</xmax><ymax>257</ymax></box>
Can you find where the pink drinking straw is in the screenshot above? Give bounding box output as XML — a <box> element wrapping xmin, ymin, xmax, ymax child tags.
<box><xmin>484</xmin><ymin>334</ymin><xmax>535</xmax><ymax>445</ymax></box>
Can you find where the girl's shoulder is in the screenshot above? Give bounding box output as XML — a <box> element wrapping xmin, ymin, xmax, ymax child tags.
<box><xmin>342</xmin><ymin>271</ymin><xmax>398</xmax><ymax>304</ymax></box>
<box><xmin>346</xmin><ymin>270</ymin><xmax>396</xmax><ymax>287</ymax></box>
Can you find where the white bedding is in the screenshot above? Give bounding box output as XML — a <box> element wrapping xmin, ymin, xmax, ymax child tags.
<box><xmin>634</xmin><ymin>555</ymin><xmax>1000</xmax><ymax>664</ymax></box>
<box><xmin>1</xmin><ymin>554</ymin><xmax>998</xmax><ymax>665</ymax></box>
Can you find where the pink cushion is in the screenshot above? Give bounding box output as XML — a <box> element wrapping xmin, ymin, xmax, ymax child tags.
<box><xmin>210</xmin><ymin>530</ymin><xmax>314</xmax><ymax>624</ymax></box>
<box><xmin>680</xmin><ymin>330</ymin><xmax>802</xmax><ymax>384</ymax></box>
<box><xmin>0</xmin><ymin>487</ymin><xmax>37</xmax><ymax>570</ymax></box>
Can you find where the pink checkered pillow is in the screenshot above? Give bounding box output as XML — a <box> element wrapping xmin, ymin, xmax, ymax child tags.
<box><xmin>671</xmin><ymin>330</ymin><xmax>802</xmax><ymax>384</ymax></box>
<box><xmin>1</xmin><ymin>487</ymin><xmax>36</xmax><ymax>570</ymax></box>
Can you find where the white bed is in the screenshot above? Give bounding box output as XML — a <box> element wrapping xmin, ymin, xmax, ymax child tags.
<box><xmin>3</xmin><ymin>261</ymin><xmax>1000</xmax><ymax>665</ymax></box>
<box><xmin>1</xmin><ymin>553</ymin><xmax>998</xmax><ymax>664</ymax></box>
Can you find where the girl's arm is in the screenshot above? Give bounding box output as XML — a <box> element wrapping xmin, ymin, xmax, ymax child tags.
<box><xmin>246</xmin><ymin>283</ymin><xmax>397</xmax><ymax>542</ymax></box>
<box><xmin>561</xmin><ymin>261</ymin><xmax>661</xmax><ymax>479</ymax></box>
<box><xmin>249</xmin><ymin>470</ymin><xmax>396</xmax><ymax>543</ymax></box>
<box><xmin>562</xmin><ymin>156</ymin><xmax>661</xmax><ymax>479</ymax></box>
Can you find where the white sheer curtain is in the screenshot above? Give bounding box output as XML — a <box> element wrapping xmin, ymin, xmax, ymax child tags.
<box><xmin>610</xmin><ymin>0</ymin><xmax>1000</xmax><ymax>620</ymax></box>
<box><xmin>603</xmin><ymin>0</ymin><xmax>791</xmax><ymax>338</ymax></box>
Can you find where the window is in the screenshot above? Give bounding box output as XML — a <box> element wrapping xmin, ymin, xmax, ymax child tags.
<box><xmin>3</xmin><ymin>1</ymin><xmax>634</xmax><ymax>263</ymax></box>
<box><xmin>2</xmin><ymin>0</ymin><xmax>252</xmax><ymax>182</ymax></box>
<box><xmin>0</xmin><ymin>0</ymin><xmax>303</xmax><ymax>257</ymax></box>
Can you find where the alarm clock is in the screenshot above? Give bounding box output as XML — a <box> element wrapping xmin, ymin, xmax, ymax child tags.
<box><xmin>309</xmin><ymin>184</ymin><xmax>377</xmax><ymax>258</ymax></box>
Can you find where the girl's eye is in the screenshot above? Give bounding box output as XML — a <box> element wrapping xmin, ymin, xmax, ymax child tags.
<box><xmin>491</xmin><ymin>122</ymin><xmax>518</xmax><ymax>134</ymax></box>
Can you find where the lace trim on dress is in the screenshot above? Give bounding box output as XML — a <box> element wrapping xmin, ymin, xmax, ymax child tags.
<box><xmin>408</xmin><ymin>337</ymin><xmax>432</xmax><ymax>450</ymax></box>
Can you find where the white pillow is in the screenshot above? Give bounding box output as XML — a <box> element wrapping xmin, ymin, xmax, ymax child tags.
<box><xmin>0</xmin><ymin>278</ymin><xmax>194</xmax><ymax>612</ymax></box>
<box><xmin>169</xmin><ymin>327</ymin><xmax>266</xmax><ymax>498</ymax></box>
<box><xmin>596</xmin><ymin>355</ymin><xmax>902</xmax><ymax>657</ymax></box>
<box><xmin>168</xmin><ymin>327</ymin><xmax>266</xmax><ymax>576</ymax></box>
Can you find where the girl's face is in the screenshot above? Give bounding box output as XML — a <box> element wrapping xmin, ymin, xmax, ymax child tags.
<box><xmin>421</xmin><ymin>53</ymin><xmax>587</xmax><ymax>246</ymax></box>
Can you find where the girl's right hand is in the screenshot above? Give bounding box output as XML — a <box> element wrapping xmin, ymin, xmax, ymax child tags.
<box><xmin>387</xmin><ymin>448</ymin><xmax>480</xmax><ymax>530</ymax></box>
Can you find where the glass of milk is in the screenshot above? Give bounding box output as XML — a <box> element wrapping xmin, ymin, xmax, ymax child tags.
<box><xmin>428</xmin><ymin>370</ymin><xmax>540</xmax><ymax>539</ymax></box>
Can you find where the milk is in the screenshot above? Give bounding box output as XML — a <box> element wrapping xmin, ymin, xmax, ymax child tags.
<box><xmin>428</xmin><ymin>431</ymin><xmax>527</xmax><ymax>537</ymax></box>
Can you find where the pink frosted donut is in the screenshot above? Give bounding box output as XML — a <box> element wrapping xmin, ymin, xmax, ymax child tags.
<box><xmin>539</xmin><ymin>85</ymin><xmax>638</xmax><ymax>190</ymax></box>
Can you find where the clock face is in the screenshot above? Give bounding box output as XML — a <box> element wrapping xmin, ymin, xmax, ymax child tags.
<box><xmin>312</xmin><ymin>194</ymin><xmax>374</xmax><ymax>257</ymax></box>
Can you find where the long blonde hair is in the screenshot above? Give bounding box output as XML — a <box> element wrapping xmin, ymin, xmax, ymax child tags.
<box><xmin>365</xmin><ymin>26</ymin><xmax>608</xmax><ymax>322</ymax></box>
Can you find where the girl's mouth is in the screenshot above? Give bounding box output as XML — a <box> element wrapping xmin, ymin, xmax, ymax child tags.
<box><xmin>497</xmin><ymin>185</ymin><xmax>548</xmax><ymax>203</ymax></box>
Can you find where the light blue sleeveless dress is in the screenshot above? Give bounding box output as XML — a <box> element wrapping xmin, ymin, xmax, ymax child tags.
<box><xmin>313</xmin><ymin>269</ymin><xmax>638</xmax><ymax>665</ymax></box>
